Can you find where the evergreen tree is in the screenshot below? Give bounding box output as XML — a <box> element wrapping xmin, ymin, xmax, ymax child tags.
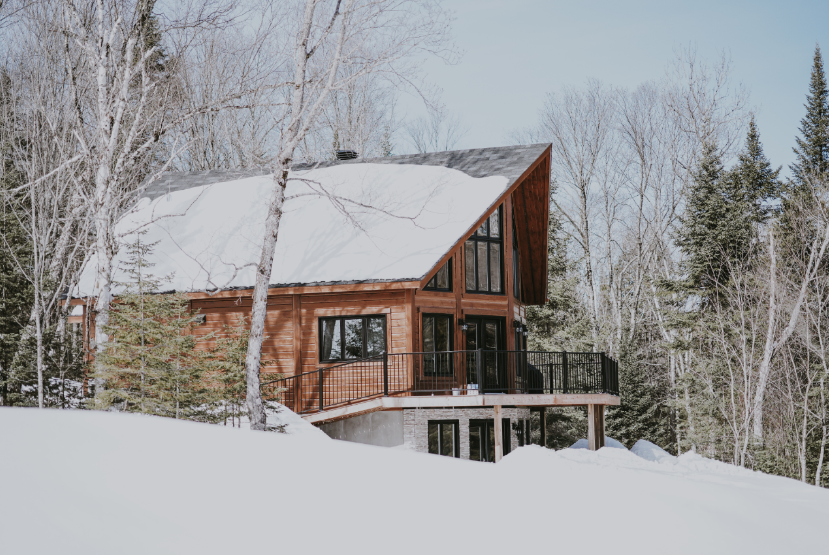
<box><xmin>675</xmin><ymin>129</ymin><xmax>777</xmax><ymax>297</ymax></box>
<box><xmin>605</xmin><ymin>339</ymin><xmax>672</xmax><ymax>451</ymax></box>
<box><xmin>0</xmin><ymin>68</ymin><xmax>35</xmax><ymax>406</ymax></box>
<box><xmin>90</xmin><ymin>233</ymin><xmax>211</xmax><ymax>419</ymax></box>
<box><xmin>728</xmin><ymin>117</ymin><xmax>781</xmax><ymax>242</ymax></box>
<box><xmin>791</xmin><ymin>45</ymin><xmax>829</xmax><ymax>184</ymax></box>
<box><xmin>675</xmin><ymin>142</ymin><xmax>729</xmax><ymax>292</ymax></box>
<box><xmin>211</xmin><ymin>316</ymin><xmax>252</xmax><ymax>427</ymax></box>
<box><xmin>0</xmin><ymin>152</ymin><xmax>35</xmax><ymax>406</ymax></box>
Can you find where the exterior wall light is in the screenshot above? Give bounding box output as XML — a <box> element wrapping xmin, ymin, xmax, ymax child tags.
<box><xmin>458</xmin><ymin>318</ymin><xmax>468</xmax><ymax>332</ymax></box>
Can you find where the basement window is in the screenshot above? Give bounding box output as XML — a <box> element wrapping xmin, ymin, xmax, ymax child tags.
<box><xmin>428</xmin><ymin>420</ymin><xmax>459</xmax><ymax>457</ymax></box>
<box><xmin>319</xmin><ymin>316</ymin><xmax>386</xmax><ymax>362</ymax></box>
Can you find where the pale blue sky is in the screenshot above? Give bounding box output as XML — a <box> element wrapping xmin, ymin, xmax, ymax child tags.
<box><xmin>405</xmin><ymin>0</ymin><xmax>829</xmax><ymax>177</ymax></box>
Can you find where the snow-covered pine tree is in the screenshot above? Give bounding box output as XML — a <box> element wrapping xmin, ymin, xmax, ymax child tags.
<box><xmin>90</xmin><ymin>232</ymin><xmax>211</xmax><ymax>420</ymax></box>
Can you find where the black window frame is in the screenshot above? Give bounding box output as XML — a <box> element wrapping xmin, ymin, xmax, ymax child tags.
<box><xmin>468</xmin><ymin>418</ymin><xmax>511</xmax><ymax>462</ymax></box>
<box><xmin>421</xmin><ymin>313</ymin><xmax>454</xmax><ymax>376</ymax></box>
<box><xmin>423</xmin><ymin>259</ymin><xmax>453</xmax><ymax>292</ymax></box>
<box><xmin>464</xmin><ymin>206</ymin><xmax>504</xmax><ymax>295</ymax></box>
<box><xmin>318</xmin><ymin>315</ymin><xmax>387</xmax><ymax>363</ymax></box>
<box><xmin>427</xmin><ymin>420</ymin><xmax>460</xmax><ymax>458</ymax></box>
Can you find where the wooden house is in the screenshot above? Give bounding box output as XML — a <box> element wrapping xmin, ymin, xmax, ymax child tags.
<box><xmin>74</xmin><ymin>144</ymin><xmax>619</xmax><ymax>461</ymax></box>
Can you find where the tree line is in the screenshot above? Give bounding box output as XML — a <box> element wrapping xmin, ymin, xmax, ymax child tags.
<box><xmin>524</xmin><ymin>45</ymin><xmax>829</xmax><ymax>486</ymax></box>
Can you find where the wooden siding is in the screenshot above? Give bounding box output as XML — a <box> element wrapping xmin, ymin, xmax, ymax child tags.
<box><xmin>190</xmin><ymin>290</ymin><xmax>410</xmax><ymax>380</ymax></box>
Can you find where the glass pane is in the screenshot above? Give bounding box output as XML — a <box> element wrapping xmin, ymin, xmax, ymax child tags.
<box><xmin>465</xmin><ymin>322</ymin><xmax>478</xmax><ymax>385</ymax></box>
<box><xmin>489</xmin><ymin>210</ymin><xmax>500</xmax><ymax>238</ymax></box>
<box><xmin>513</xmin><ymin>244</ymin><xmax>520</xmax><ymax>298</ymax></box>
<box><xmin>428</xmin><ymin>423</ymin><xmax>439</xmax><ymax>454</ymax></box>
<box><xmin>344</xmin><ymin>318</ymin><xmax>363</xmax><ymax>359</ymax></box>
<box><xmin>436</xmin><ymin>263</ymin><xmax>448</xmax><ymax>289</ymax></box>
<box><xmin>366</xmin><ymin>317</ymin><xmax>385</xmax><ymax>357</ymax></box>
<box><xmin>470</xmin><ymin>426</ymin><xmax>481</xmax><ymax>461</ymax></box>
<box><xmin>423</xmin><ymin>317</ymin><xmax>435</xmax><ymax>352</ymax></box>
<box><xmin>465</xmin><ymin>241</ymin><xmax>475</xmax><ymax>290</ymax></box>
<box><xmin>502</xmin><ymin>419</ymin><xmax>510</xmax><ymax>455</ymax></box>
<box><xmin>321</xmin><ymin>319</ymin><xmax>342</xmax><ymax>361</ymax></box>
<box><xmin>465</xmin><ymin>323</ymin><xmax>477</xmax><ymax>350</ymax></box>
<box><xmin>436</xmin><ymin>316</ymin><xmax>450</xmax><ymax>351</ymax></box>
<box><xmin>441</xmin><ymin>424</ymin><xmax>454</xmax><ymax>457</ymax></box>
<box><xmin>488</xmin><ymin>424</ymin><xmax>495</xmax><ymax>463</ymax></box>
<box><xmin>426</xmin><ymin>275</ymin><xmax>437</xmax><ymax>289</ymax></box>
<box><xmin>485</xmin><ymin>322</ymin><xmax>497</xmax><ymax>349</ymax></box>
<box><xmin>489</xmin><ymin>243</ymin><xmax>501</xmax><ymax>292</ymax></box>
<box><xmin>477</xmin><ymin>241</ymin><xmax>488</xmax><ymax>291</ymax></box>
<box><xmin>477</xmin><ymin>218</ymin><xmax>488</xmax><ymax>236</ymax></box>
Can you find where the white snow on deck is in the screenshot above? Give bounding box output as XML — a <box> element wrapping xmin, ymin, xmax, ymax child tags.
<box><xmin>77</xmin><ymin>164</ymin><xmax>509</xmax><ymax>295</ymax></box>
<box><xmin>2</xmin><ymin>408</ymin><xmax>828</xmax><ymax>555</ymax></box>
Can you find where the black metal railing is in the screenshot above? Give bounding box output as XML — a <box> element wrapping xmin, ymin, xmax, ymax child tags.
<box><xmin>261</xmin><ymin>350</ymin><xmax>619</xmax><ymax>415</ymax></box>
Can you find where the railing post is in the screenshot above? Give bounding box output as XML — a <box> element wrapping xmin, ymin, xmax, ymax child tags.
<box><xmin>562</xmin><ymin>351</ymin><xmax>568</xmax><ymax>394</ymax></box>
<box><xmin>383</xmin><ymin>352</ymin><xmax>389</xmax><ymax>396</ymax></box>
<box><xmin>601</xmin><ymin>352</ymin><xmax>607</xmax><ymax>394</ymax></box>
<box><xmin>476</xmin><ymin>348</ymin><xmax>483</xmax><ymax>393</ymax></box>
<box><xmin>318</xmin><ymin>369</ymin><xmax>324</xmax><ymax>412</ymax></box>
<box><xmin>296</xmin><ymin>373</ymin><xmax>302</xmax><ymax>413</ymax></box>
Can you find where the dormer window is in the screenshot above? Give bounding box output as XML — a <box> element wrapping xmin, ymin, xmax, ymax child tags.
<box><xmin>424</xmin><ymin>260</ymin><xmax>452</xmax><ymax>291</ymax></box>
<box><xmin>465</xmin><ymin>206</ymin><xmax>503</xmax><ymax>294</ymax></box>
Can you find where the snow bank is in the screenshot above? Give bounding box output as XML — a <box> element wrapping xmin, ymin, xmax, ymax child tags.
<box><xmin>76</xmin><ymin>164</ymin><xmax>509</xmax><ymax>295</ymax></box>
<box><xmin>2</xmin><ymin>408</ymin><xmax>828</xmax><ymax>555</ymax></box>
<box><xmin>631</xmin><ymin>439</ymin><xmax>676</xmax><ymax>463</ymax></box>
<box><xmin>569</xmin><ymin>436</ymin><xmax>627</xmax><ymax>450</ymax></box>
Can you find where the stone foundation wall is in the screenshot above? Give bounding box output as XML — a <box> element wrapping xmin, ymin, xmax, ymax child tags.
<box><xmin>403</xmin><ymin>407</ymin><xmax>532</xmax><ymax>459</ymax></box>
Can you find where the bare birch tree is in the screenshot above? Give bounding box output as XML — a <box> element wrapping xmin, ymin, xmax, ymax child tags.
<box><xmin>243</xmin><ymin>0</ymin><xmax>454</xmax><ymax>429</ymax></box>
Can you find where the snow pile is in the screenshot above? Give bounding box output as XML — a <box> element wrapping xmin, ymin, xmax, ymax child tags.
<box><xmin>267</xmin><ymin>402</ymin><xmax>328</xmax><ymax>438</ymax></box>
<box><xmin>77</xmin><ymin>164</ymin><xmax>509</xmax><ymax>295</ymax></box>
<box><xmin>3</xmin><ymin>408</ymin><xmax>828</xmax><ymax>555</ymax></box>
<box><xmin>631</xmin><ymin>439</ymin><xmax>676</xmax><ymax>463</ymax></box>
<box><xmin>569</xmin><ymin>436</ymin><xmax>627</xmax><ymax>450</ymax></box>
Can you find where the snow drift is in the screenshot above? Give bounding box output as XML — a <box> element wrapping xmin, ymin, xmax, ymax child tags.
<box><xmin>2</xmin><ymin>408</ymin><xmax>827</xmax><ymax>555</ymax></box>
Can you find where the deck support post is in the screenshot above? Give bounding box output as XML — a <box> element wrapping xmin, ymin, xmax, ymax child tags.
<box><xmin>587</xmin><ymin>404</ymin><xmax>605</xmax><ymax>451</ymax></box>
<box><xmin>493</xmin><ymin>405</ymin><xmax>503</xmax><ymax>462</ymax></box>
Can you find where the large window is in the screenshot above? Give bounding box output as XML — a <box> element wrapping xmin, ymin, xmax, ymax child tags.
<box><xmin>428</xmin><ymin>420</ymin><xmax>459</xmax><ymax>457</ymax></box>
<box><xmin>319</xmin><ymin>316</ymin><xmax>386</xmax><ymax>362</ymax></box>
<box><xmin>424</xmin><ymin>260</ymin><xmax>452</xmax><ymax>291</ymax></box>
<box><xmin>422</xmin><ymin>313</ymin><xmax>452</xmax><ymax>376</ymax></box>
<box><xmin>465</xmin><ymin>207</ymin><xmax>503</xmax><ymax>294</ymax></box>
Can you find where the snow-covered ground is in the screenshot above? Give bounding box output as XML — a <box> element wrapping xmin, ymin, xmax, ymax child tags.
<box><xmin>2</xmin><ymin>408</ymin><xmax>827</xmax><ymax>554</ymax></box>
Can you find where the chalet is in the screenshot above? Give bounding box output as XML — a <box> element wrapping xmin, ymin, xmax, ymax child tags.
<box><xmin>74</xmin><ymin>144</ymin><xmax>619</xmax><ymax>461</ymax></box>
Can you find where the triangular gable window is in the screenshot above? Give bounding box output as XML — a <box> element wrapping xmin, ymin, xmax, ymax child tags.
<box><xmin>424</xmin><ymin>260</ymin><xmax>452</xmax><ymax>291</ymax></box>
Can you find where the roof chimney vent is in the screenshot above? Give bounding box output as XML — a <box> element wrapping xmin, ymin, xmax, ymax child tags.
<box><xmin>336</xmin><ymin>150</ymin><xmax>359</xmax><ymax>160</ymax></box>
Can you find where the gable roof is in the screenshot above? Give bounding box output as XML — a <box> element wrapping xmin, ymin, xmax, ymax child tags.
<box><xmin>76</xmin><ymin>144</ymin><xmax>551</xmax><ymax>296</ymax></box>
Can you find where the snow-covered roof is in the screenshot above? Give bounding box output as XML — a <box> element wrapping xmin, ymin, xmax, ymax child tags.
<box><xmin>77</xmin><ymin>144</ymin><xmax>550</xmax><ymax>295</ymax></box>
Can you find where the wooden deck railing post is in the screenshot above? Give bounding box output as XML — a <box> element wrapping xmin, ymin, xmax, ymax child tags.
<box><xmin>476</xmin><ymin>348</ymin><xmax>483</xmax><ymax>393</ymax></box>
<box><xmin>383</xmin><ymin>352</ymin><xmax>389</xmax><ymax>396</ymax></box>
<box><xmin>601</xmin><ymin>352</ymin><xmax>607</xmax><ymax>393</ymax></box>
<box><xmin>318</xmin><ymin>369</ymin><xmax>324</xmax><ymax>412</ymax></box>
<box><xmin>562</xmin><ymin>351</ymin><xmax>568</xmax><ymax>394</ymax></box>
